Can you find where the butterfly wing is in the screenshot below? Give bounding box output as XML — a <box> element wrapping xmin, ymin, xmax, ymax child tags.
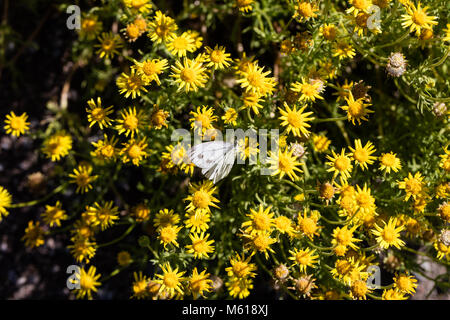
<box><xmin>204</xmin><ymin>146</ymin><xmax>236</xmax><ymax>183</ymax></box>
<box><xmin>188</xmin><ymin>141</ymin><xmax>233</xmax><ymax>170</ymax></box>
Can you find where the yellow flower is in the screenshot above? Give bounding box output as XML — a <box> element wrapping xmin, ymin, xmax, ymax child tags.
<box><xmin>291</xmin><ymin>78</ymin><xmax>324</xmax><ymax>102</ymax></box>
<box><xmin>222</xmin><ymin>108</ymin><xmax>238</xmax><ymax>126</ymax></box>
<box><xmin>349</xmin><ymin>139</ymin><xmax>376</xmax><ymax>170</ymax></box>
<box><xmin>326</xmin><ymin>149</ymin><xmax>353</xmax><ymax>181</ymax></box>
<box><xmin>185</xmin><ymin>232</ymin><xmax>215</xmax><ymax>259</ymax></box>
<box><xmin>166</xmin><ymin>32</ymin><xmax>196</xmax><ymax>57</ymax></box>
<box><xmin>131</xmin><ymin>203</ymin><xmax>151</xmax><ymax>222</ymax></box>
<box><xmin>225</xmin><ymin>253</ymin><xmax>257</xmax><ymax>278</ymax></box>
<box><xmin>204</xmin><ymin>45</ymin><xmax>232</xmax><ymax>70</ymax></box>
<box><xmin>170</xmin><ymin>57</ymin><xmax>208</xmax><ymax>92</ymax></box>
<box><xmin>74</xmin><ymin>266</ymin><xmax>101</xmax><ymax>300</ymax></box>
<box><xmin>242</xmin><ymin>231</ymin><xmax>277</xmax><ymax>259</ymax></box>
<box><xmin>293</xmin><ymin>1</ymin><xmax>319</xmax><ymax>22</ymax></box>
<box><xmin>41</xmin><ymin>201</ymin><xmax>68</xmax><ymax>227</ymax></box>
<box><xmin>332</xmin><ymin>225</ymin><xmax>362</xmax><ymax>250</ymax></box>
<box><xmin>95</xmin><ymin>32</ymin><xmax>123</xmax><ymax>59</ymax></box>
<box><xmin>133</xmin><ymin>58</ymin><xmax>168</xmax><ymax>85</ymax></box>
<box><xmin>393</xmin><ymin>273</ymin><xmax>417</xmax><ymax>295</ymax></box>
<box><xmin>240</xmin><ymin>92</ymin><xmax>263</xmax><ymax>115</ymax></box>
<box><xmin>148</xmin><ymin>11</ymin><xmax>177</xmax><ymax>44</ymax></box>
<box><xmin>91</xmin><ymin>134</ymin><xmax>119</xmax><ymax>162</ymax></box>
<box><xmin>288</xmin><ymin>247</ymin><xmax>319</xmax><ymax>272</ymax></box>
<box><xmin>382</xmin><ymin>288</ymin><xmax>408</xmax><ymax>300</ymax></box>
<box><xmin>68</xmin><ymin>236</ymin><xmax>97</xmax><ymax>263</ymax></box>
<box><xmin>155</xmin><ymin>263</ymin><xmax>186</xmax><ymax>298</ymax></box>
<box><xmin>320</xmin><ymin>23</ymin><xmax>338</xmax><ymax>41</ymax></box>
<box><xmin>279</xmin><ymin>102</ymin><xmax>314</xmax><ymax>138</ymax></box>
<box><xmin>434</xmin><ymin>239</ymin><xmax>450</xmax><ymax>260</ymax></box>
<box><xmin>184</xmin><ymin>180</ymin><xmax>220</xmax><ymax>215</ymax></box>
<box><xmin>120</xmin><ymin>138</ymin><xmax>149</xmax><ymax>166</ymax></box>
<box><xmin>122</xmin><ymin>23</ymin><xmax>142</xmax><ymax>42</ymax></box>
<box><xmin>21</xmin><ymin>220</ymin><xmax>46</xmax><ymax>248</ymax></box>
<box><xmin>189</xmin><ymin>268</ymin><xmax>213</xmax><ymax>299</ymax></box>
<box><xmin>122</xmin><ymin>0</ymin><xmax>152</xmax><ymax>13</ymax></box>
<box><xmin>397</xmin><ymin>172</ymin><xmax>425</xmax><ymax>201</ymax></box>
<box><xmin>184</xmin><ymin>211</ymin><xmax>211</xmax><ymax>233</ymax></box>
<box><xmin>149</xmin><ymin>105</ymin><xmax>169</xmax><ymax>129</ymax></box>
<box><xmin>242</xmin><ymin>205</ymin><xmax>275</xmax><ymax>235</ymax></box>
<box><xmin>69</xmin><ymin>164</ymin><xmax>98</xmax><ymax>194</ymax></box>
<box><xmin>379</xmin><ymin>152</ymin><xmax>402</xmax><ymax>173</ymax></box>
<box><xmin>235</xmin><ymin>0</ymin><xmax>254</xmax><ymax>13</ymax></box>
<box><xmin>333</xmin><ymin>41</ymin><xmax>356</xmax><ymax>60</ymax></box>
<box><xmin>4</xmin><ymin>111</ymin><xmax>30</xmax><ymax>137</ymax></box>
<box><xmin>444</xmin><ymin>24</ymin><xmax>450</xmax><ymax>42</ymax></box>
<box><xmin>86</xmin><ymin>201</ymin><xmax>119</xmax><ymax>231</ymax></box>
<box><xmin>372</xmin><ymin>217</ymin><xmax>405</xmax><ymax>249</ymax></box>
<box><xmin>0</xmin><ymin>186</ymin><xmax>12</xmax><ymax>222</ymax></box>
<box><xmin>189</xmin><ymin>105</ymin><xmax>218</xmax><ymax>135</ymax></box>
<box><xmin>268</xmin><ymin>148</ymin><xmax>304</xmax><ymax>181</ymax></box>
<box><xmin>131</xmin><ymin>271</ymin><xmax>149</xmax><ymax>299</ymax></box>
<box><xmin>158</xmin><ymin>224</ymin><xmax>182</xmax><ymax>249</ymax></box>
<box><xmin>236</xmin><ymin>63</ymin><xmax>276</xmax><ymax>97</ymax></box>
<box><xmin>296</xmin><ymin>209</ymin><xmax>321</xmax><ymax>240</ymax></box>
<box><xmin>154</xmin><ymin>209</ymin><xmax>180</xmax><ymax>229</ymax></box>
<box><xmin>86</xmin><ymin>97</ymin><xmax>114</xmax><ymax>129</ymax></box>
<box><xmin>117</xmin><ymin>251</ymin><xmax>133</xmax><ymax>266</ymax></box>
<box><xmin>312</xmin><ymin>134</ymin><xmax>331</xmax><ymax>153</ymax></box>
<box><xmin>353</xmin><ymin>184</ymin><xmax>376</xmax><ymax>215</ymax></box>
<box><xmin>115</xmin><ymin>107</ymin><xmax>146</xmax><ymax>138</ymax></box>
<box><xmin>226</xmin><ymin>277</ymin><xmax>253</xmax><ymax>299</ymax></box>
<box><xmin>346</xmin><ymin>0</ymin><xmax>373</xmax><ymax>16</ymax></box>
<box><xmin>438</xmin><ymin>202</ymin><xmax>450</xmax><ymax>223</ymax></box>
<box><xmin>333</xmin><ymin>80</ymin><xmax>354</xmax><ymax>102</ymax></box>
<box><xmin>340</xmin><ymin>91</ymin><xmax>373</xmax><ymax>125</ymax></box>
<box><xmin>42</xmin><ymin>131</ymin><xmax>73</xmax><ymax>161</ymax></box>
<box><xmin>439</xmin><ymin>146</ymin><xmax>450</xmax><ymax>172</ymax></box>
<box><xmin>274</xmin><ymin>215</ymin><xmax>295</xmax><ymax>237</ymax></box>
<box><xmin>116</xmin><ymin>69</ymin><xmax>148</xmax><ymax>99</ymax></box>
<box><xmin>79</xmin><ymin>14</ymin><xmax>102</xmax><ymax>41</ymax></box>
<box><xmin>401</xmin><ymin>1</ymin><xmax>438</xmax><ymax>36</ymax></box>
<box><xmin>350</xmin><ymin>279</ymin><xmax>372</xmax><ymax>300</ymax></box>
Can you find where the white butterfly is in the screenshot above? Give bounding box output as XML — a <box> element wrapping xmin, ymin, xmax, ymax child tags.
<box><xmin>187</xmin><ymin>141</ymin><xmax>237</xmax><ymax>184</ymax></box>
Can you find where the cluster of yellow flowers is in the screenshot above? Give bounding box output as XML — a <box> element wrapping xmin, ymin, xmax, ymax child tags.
<box><xmin>1</xmin><ymin>0</ymin><xmax>449</xmax><ymax>300</ymax></box>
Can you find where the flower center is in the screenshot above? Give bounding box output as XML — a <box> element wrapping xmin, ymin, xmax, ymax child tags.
<box><xmin>381</xmin><ymin>154</ymin><xmax>396</xmax><ymax>166</ymax></box>
<box><xmin>210</xmin><ymin>50</ymin><xmax>225</xmax><ymax>63</ymax></box>
<box><xmin>128</xmin><ymin>145</ymin><xmax>142</xmax><ymax>159</ymax></box>
<box><xmin>163</xmin><ymin>273</ymin><xmax>179</xmax><ymax>288</ymax></box>
<box><xmin>412</xmin><ymin>10</ymin><xmax>426</xmax><ymax>26</ymax></box>
<box><xmin>192</xmin><ymin>191</ymin><xmax>210</xmax><ymax>209</ymax></box>
<box><xmin>247</xmin><ymin>72</ymin><xmax>264</xmax><ymax>88</ymax></box>
<box><xmin>335</xmin><ymin>157</ymin><xmax>350</xmax><ymax>171</ymax></box>
<box><xmin>382</xmin><ymin>227</ymin><xmax>396</xmax><ymax>242</ymax></box>
<box><xmin>180</xmin><ymin>68</ymin><xmax>196</xmax><ymax>82</ymax></box>
<box><xmin>287</xmin><ymin>112</ymin><xmax>303</xmax><ymax>128</ymax></box>
<box><xmin>348</xmin><ymin>101</ymin><xmax>364</xmax><ymax>117</ymax></box>
<box><xmin>80</xmin><ymin>275</ymin><xmax>94</xmax><ymax>289</ymax></box>
<box><xmin>298</xmin><ymin>3</ymin><xmax>313</xmax><ymax>17</ymax></box>
<box><xmin>10</xmin><ymin>117</ymin><xmax>25</xmax><ymax>130</ymax></box>
<box><xmin>91</xmin><ymin>107</ymin><xmax>106</xmax><ymax>121</ymax></box>
<box><xmin>124</xmin><ymin>115</ymin><xmax>138</xmax><ymax>130</ymax></box>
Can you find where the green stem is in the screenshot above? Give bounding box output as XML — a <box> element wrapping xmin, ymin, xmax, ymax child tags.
<box><xmin>7</xmin><ymin>183</ymin><xmax>69</xmax><ymax>208</ymax></box>
<box><xmin>97</xmin><ymin>223</ymin><xmax>136</xmax><ymax>248</ymax></box>
<box><xmin>314</xmin><ymin>116</ymin><xmax>347</xmax><ymax>123</ymax></box>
